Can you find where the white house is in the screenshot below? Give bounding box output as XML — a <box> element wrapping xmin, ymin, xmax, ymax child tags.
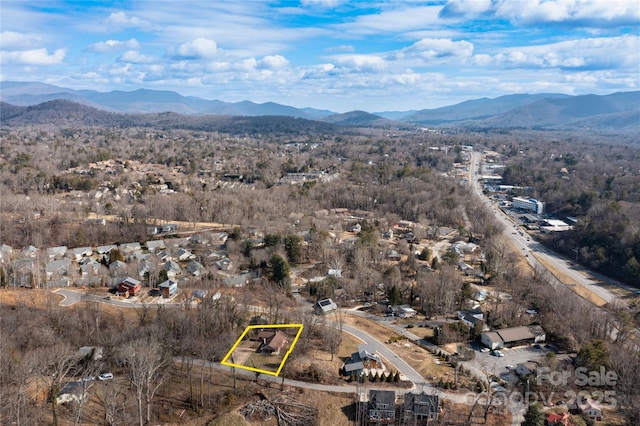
<box><xmin>457</xmin><ymin>308</ymin><xmax>484</xmax><ymax>327</ymax></box>
<box><xmin>315</xmin><ymin>298</ymin><xmax>338</xmax><ymax>315</ymax></box>
<box><xmin>580</xmin><ymin>398</ymin><xmax>603</xmax><ymax>421</ymax></box>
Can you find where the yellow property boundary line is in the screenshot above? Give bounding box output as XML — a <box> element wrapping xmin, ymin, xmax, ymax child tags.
<box><xmin>220</xmin><ymin>323</ymin><xmax>304</xmax><ymax>377</ymax></box>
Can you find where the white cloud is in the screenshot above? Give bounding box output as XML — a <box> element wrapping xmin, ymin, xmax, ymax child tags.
<box><xmin>442</xmin><ymin>0</ymin><xmax>640</xmax><ymax>27</ymax></box>
<box><xmin>1</xmin><ymin>48</ymin><xmax>67</xmax><ymax>65</ymax></box>
<box><xmin>333</xmin><ymin>55</ymin><xmax>387</xmax><ymax>72</ymax></box>
<box><xmin>239</xmin><ymin>57</ymin><xmax>258</xmax><ymax>71</ymax></box>
<box><xmin>494</xmin><ymin>35</ymin><xmax>639</xmax><ymax>69</ymax></box>
<box><xmin>105</xmin><ymin>11</ymin><xmax>149</xmax><ymax>28</ymax></box>
<box><xmin>176</xmin><ymin>38</ymin><xmax>217</xmax><ymax>59</ymax></box>
<box><xmin>119</xmin><ymin>50</ymin><xmax>156</xmax><ymax>64</ymax></box>
<box><xmin>401</xmin><ymin>38</ymin><xmax>474</xmax><ymax>60</ymax></box>
<box><xmin>87</xmin><ymin>38</ymin><xmax>140</xmax><ymax>53</ymax></box>
<box><xmin>342</xmin><ymin>5</ymin><xmax>441</xmax><ymax>35</ymax></box>
<box><xmin>0</xmin><ymin>31</ymin><xmax>42</xmax><ymax>50</ymax></box>
<box><xmin>298</xmin><ymin>63</ymin><xmax>337</xmax><ymax>79</ymax></box>
<box><xmin>300</xmin><ymin>0</ymin><xmax>345</xmax><ymax>7</ymax></box>
<box><xmin>257</xmin><ymin>55</ymin><xmax>289</xmax><ymax>70</ymax></box>
<box><xmin>324</xmin><ymin>44</ymin><xmax>355</xmax><ymax>53</ymax></box>
<box><xmin>439</xmin><ymin>0</ymin><xmax>492</xmax><ymax>18</ymax></box>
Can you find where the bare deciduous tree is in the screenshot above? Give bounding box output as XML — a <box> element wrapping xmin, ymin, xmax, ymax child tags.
<box><xmin>120</xmin><ymin>337</ymin><xmax>170</xmax><ymax>426</ymax></box>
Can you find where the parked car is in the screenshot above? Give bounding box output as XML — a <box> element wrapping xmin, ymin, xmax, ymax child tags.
<box><xmin>491</xmin><ymin>350</ymin><xmax>504</xmax><ymax>357</ymax></box>
<box><xmin>98</xmin><ymin>372</ymin><xmax>113</xmax><ymax>381</ymax></box>
<box><xmin>505</xmin><ymin>365</ymin><xmax>515</xmax><ymax>370</ymax></box>
<box><xmin>480</xmin><ymin>347</ymin><xmax>491</xmax><ymax>353</ymax></box>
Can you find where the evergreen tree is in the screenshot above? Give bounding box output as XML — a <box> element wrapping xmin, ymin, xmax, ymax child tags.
<box><xmin>109</xmin><ymin>248</ymin><xmax>124</xmax><ymax>264</ymax></box>
<box><xmin>522</xmin><ymin>403</ymin><xmax>544</xmax><ymax>426</ymax></box>
<box><xmin>576</xmin><ymin>340</ymin><xmax>610</xmax><ymax>371</ymax></box>
<box><xmin>387</xmin><ymin>284</ymin><xmax>402</xmax><ymax>306</ymax></box>
<box><xmin>268</xmin><ymin>254</ymin><xmax>290</xmax><ymax>288</ymax></box>
<box><xmin>284</xmin><ymin>235</ymin><xmax>303</xmax><ymax>264</ymax></box>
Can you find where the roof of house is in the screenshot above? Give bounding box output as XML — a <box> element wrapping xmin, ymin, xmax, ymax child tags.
<box><xmin>369</xmin><ymin>390</ymin><xmax>395</xmax><ymax>409</ymax></box>
<box><xmin>224</xmin><ymin>273</ymin><xmax>250</xmax><ymax>287</ymax></box>
<box><xmin>186</xmin><ymin>260</ymin><xmax>204</xmax><ymax>274</ymax></box>
<box><xmin>316</xmin><ymin>298</ymin><xmax>338</xmax><ymax>312</ymax></box>
<box><xmin>109</xmin><ymin>260</ymin><xmax>126</xmax><ymax>269</ymax></box>
<box><xmin>580</xmin><ymin>397</ymin><xmax>603</xmax><ymax>413</ymax></box>
<box><xmin>47</xmin><ymin>246</ymin><xmax>68</xmax><ymax>257</ymax></box>
<box><xmin>264</xmin><ymin>331</ymin><xmax>288</xmax><ymax>351</ymax></box>
<box><xmin>159</xmin><ymin>279</ymin><xmax>177</xmax><ymax>289</ymax></box>
<box><xmin>547</xmin><ymin>412</ymin><xmax>569</xmax><ymax>426</ymax></box>
<box><xmin>344</xmin><ymin>344</ymin><xmax>384</xmax><ymax>372</ymax></box>
<box><xmin>497</xmin><ymin>325</ymin><xmax>545</xmax><ymax>343</ymax></box>
<box><xmin>481</xmin><ymin>331</ymin><xmax>502</xmax><ymax>344</ymax></box>
<box><xmin>403</xmin><ymin>392</ymin><xmax>439</xmax><ymax>416</ymax></box>
<box><xmin>97</xmin><ymin>244</ymin><xmax>117</xmax><ymax>254</ymax></box>
<box><xmin>72</xmin><ymin>247</ymin><xmax>93</xmax><ymax>257</ymax></box>
<box><xmin>121</xmin><ymin>277</ymin><xmax>141</xmax><ymax>286</ymax></box>
<box><xmin>120</xmin><ymin>242</ymin><xmax>141</xmax><ymax>252</ymax></box>
<box><xmin>46</xmin><ymin>258</ymin><xmax>71</xmax><ymax>274</ymax></box>
<box><xmin>146</xmin><ymin>240</ymin><xmax>165</xmax><ymax>251</ymax></box>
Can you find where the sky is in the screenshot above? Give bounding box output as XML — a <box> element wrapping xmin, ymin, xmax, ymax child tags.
<box><xmin>1</xmin><ymin>0</ymin><xmax>639</xmax><ymax>112</ymax></box>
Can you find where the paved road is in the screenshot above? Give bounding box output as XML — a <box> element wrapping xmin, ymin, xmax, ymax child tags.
<box><xmin>469</xmin><ymin>151</ymin><xmax>639</xmax><ymax>348</ymax></box>
<box><xmin>184</xmin><ymin>356</ymin><xmax>481</xmax><ymax>405</ymax></box>
<box><xmin>469</xmin><ymin>151</ymin><xmax>623</xmax><ymax>303</ymax></box>
<box><xmin>56</xmin><ymin>265</ymin><xmax>524</xmax><ymax>421</ymax></box>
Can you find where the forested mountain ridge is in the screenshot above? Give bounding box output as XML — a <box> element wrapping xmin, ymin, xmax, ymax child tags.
<box><xmin>0</xmin><ymin>100</ymin><xmax>340</xmax><ymax>135</ymax></box>
<box><xmin>2</xmin><ymin>81</ymin><xmax>638</xmax><ymax>131</ymax></box>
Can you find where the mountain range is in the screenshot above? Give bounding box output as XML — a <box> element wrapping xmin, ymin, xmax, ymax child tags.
<box><xmin>1</xmin><ymin>81</ymin><xmax>638</xmax><ymax>132</ymax></box>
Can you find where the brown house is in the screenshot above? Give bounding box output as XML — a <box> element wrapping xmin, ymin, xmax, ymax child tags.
<box><xmin>257</xmin><ymin>330</ymin><xmax>289</xmax><ymax>355</ymax></box>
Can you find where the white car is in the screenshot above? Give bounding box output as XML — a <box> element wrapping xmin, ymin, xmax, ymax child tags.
<box><xmin>505</xmin><ymin>365</ymin><xmax>515</xmax><ymax>370</ymax></box>
<box><xmin>491</xmin><ymin>350</ymin><xmax>504</xmax><ymax>357</ymax></box>
<box><xmin>98</xmin><ymin>372</ymin><xmax>113</xmax><ymax>381</ymax></box>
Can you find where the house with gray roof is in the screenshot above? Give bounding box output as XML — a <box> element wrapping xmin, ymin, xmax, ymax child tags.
<box><xmin>402</xmin><ymin>392</ymin><xmax>439</xmax><ymax>424</ymax></box>
<box><xmin>145</xmin><ymin>240</ymin><xmax>165</xmax><ymax>253</ymax></box>
<box><xmin>163</xmin><ymin>260</ymin><xmax>181</xmax><ymax>279</ymax></box>
<box><xmin>120</xmin><ymin>242</ymin><xmax>142</xmax><ymax>255</ymax></box>
<box><xmin>185</xmin><ymin>260</ymin><xmax>204</xmax><ymax>277</ymax></box>
<box><xmin>96</xmin><ymin>244</ymin><xmax>117</xmax><ymax>255</ymax></box>
<box><xmin>343</xmin><ymin>344</ymin><xmax>386</xmax><ymax>377</ymax></box>
<box><xmin>47</xmin><ymin>246</ymin><xmax>68</xmax><ymax>260</ymax></box>
<box><xmin>72</xmin><ymin>247</ymin><xmax>93</xmax><ymax>261</ymax></box>
<box><xmin>46</xmin><ymin>258</ymin><xmax>72</xmax><ymax>280</ymax></box>
<box><xmin>12</xmin><ymin>258</ymin><xmax>35</xmax><ymax>287</ymax></box>
<box><xmin>367</xmin><ymin>390</ymin><xmax>396</xmax><ymax>425</ymax></box>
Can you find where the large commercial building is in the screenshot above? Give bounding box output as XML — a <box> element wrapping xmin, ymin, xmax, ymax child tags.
<box><xmin>512</xmin><ymin>197</ymin><xmax>544</xmax><ymax>214</ymax></box>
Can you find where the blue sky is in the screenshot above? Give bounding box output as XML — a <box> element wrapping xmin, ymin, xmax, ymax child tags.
<box><xmin>1</xmin><ymin>0</ymin><xmax>638</xmax><ymax>112</ymax></box>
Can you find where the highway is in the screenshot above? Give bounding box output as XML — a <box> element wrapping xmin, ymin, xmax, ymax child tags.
<box><xmin>469</xmin><ymin>152</ymin><xmax>622</xmax><ymax>304</ymax></box>
<box><xmin>469</xmin><ymin>151</ymin><xmax>640</xmax><ymax>349</ymax></box>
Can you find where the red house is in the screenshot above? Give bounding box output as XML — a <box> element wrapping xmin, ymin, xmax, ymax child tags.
<box><xmin>117</xmin><ymin>277</ymin><xmax>142</xmax><ymax>296</ymax></box>
<box><xmin>546</xmin><ymin>412</ymin><xmax>569</xmax><ymax>426</ymax></box>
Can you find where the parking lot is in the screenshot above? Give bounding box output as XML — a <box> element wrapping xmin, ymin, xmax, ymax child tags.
<box><xmin>469</xmin><ymin>344</ymin><xmax>572</xmax><ymax>383</ymax></box>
